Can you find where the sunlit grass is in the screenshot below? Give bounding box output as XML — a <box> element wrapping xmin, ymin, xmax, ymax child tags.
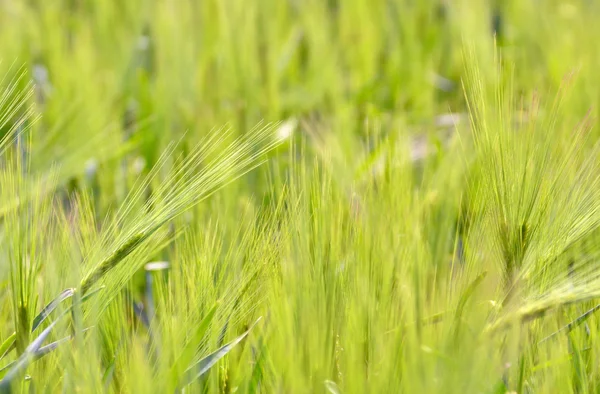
<box><xmin>1</xmin><ymin>1</ymin><xmax>600</xmax><ymax>393</ymax></box>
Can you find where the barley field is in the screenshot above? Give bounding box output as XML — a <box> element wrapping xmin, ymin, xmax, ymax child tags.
<box><xmin>1</xmin><ymin>1</ymin><xmax>600</xmax><ymax>393</ymax></box>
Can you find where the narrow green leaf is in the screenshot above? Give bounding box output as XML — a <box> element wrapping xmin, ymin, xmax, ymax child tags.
<box><xmin>456</xmin><ymin>271</ymin><xmax>488</xmax><ymax>315</ymax></box>
<box><xmin>0</xmin><ymin>320</ymin><xmax>57</xmax><ymax>392</ymax></box>
<box><xmin>0</xmin><ymin>287</ymin><xmax>103</xmax><ymax>366</ymax></box>
<box><xmin>325</xmin><ymin>380</ymin><xmax>342</xmax><ymax>394</ymax></box>
<box><xmin>35</xmin><ymin>327</ymin><xmax>93</xmax><ymax>359</ymax></box>
<box><xmin>568</xmin><ymin>332</ymin><xmax>589</xmax><ymax>393</ymax></box>
<box><xmin>0</xmin><ymin>327</ymin><xmax>93</xmax><ymax>380</ymax></box>
<box><xmin>453</xmin><ymin>271</ymin><xmax>487</xmax><ymax>342</ymax></box>
<box><xmin>0</xmin><ymin>334</ymin><xmax>15</xmax><ymax>361</ymax></box>
<box><xmin>170</xmin><ymin>302</ymin><xmax>219</xmax><ymax>383</ymax></box>
<box><xmin>182</xmin><ymin>317</ymin><xmax>261</xmax><ymax>387</ymax></box>
<box><xmin>539</xmin><ymin>304</ymin><xmax>600</xmax><ymax>344</ymax></box>
<box><xmin>102</xmin><ymin>360</ymin><xmax>116</xmax><ymax>392</ymax></box>
<box><xmin>31</xmin><ymin>288</ymin><xmax>75</xmax><ymax>332</ymax></box>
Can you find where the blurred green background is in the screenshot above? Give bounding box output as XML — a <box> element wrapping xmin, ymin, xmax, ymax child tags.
<box><xmin>0</xmin><ymin>0</ymin><xmax>596</xmax><ymax>190</ymax></box>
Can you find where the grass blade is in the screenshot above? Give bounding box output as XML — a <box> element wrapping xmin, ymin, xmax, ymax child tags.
<box><xmin>0</xmin><ymin>286</ymin><xmax>104</xmax><ymax>366</ymax></box>
<box><xmin>539</xmin><ymin>304</ymin><xmax>600</xmax><ymax>344</ymax></box>
<box><xmin>325</xmin><ymin>380</ymin><xmax>342</xmax><ymax>394</ymax></box>
<box><xmin>169</xmin><ymin>302</ymin><xmax>219</xmax><ymax>384</ymax></box>
<box><xmin>0</xmin><ymin>327</ymin><xmax>94</xmax><ymax>380</ymax></box>
<box><xmin>0</xmin><ymin>320</ymin><xmax>57</xmax><ymax>392</ymax></box>
<box><xmin>0</xmin><ymin>334</ymin><xmax>15</xmax><ymax>362</ymax></box>
<box><xmin>31</xmin><ymin>289</ymin><xmax>75</xmax><ymax>332</ymax></box>
<box><xmin>181</xmin><ymin>317</ymin><xmax>262</xmax><ymax>387</ymax></box>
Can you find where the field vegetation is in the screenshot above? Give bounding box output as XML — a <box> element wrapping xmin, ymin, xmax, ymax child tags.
<box><xmin>1</xmin><ymin>1</ymin><xmax>600</xmax><ymax>393</ymax></box>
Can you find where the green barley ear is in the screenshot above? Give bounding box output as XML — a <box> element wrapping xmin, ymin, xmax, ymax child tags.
<box><xmin>463</xmin><ymin>46</ymin><xmax>600</xmax><ymax>330</ymax></box>
<box><xmin>0</xmin><ymin>67</ymin><xmax>55</xmax><ymax>358</ymax></box>
<box><xmin>79</xmin><ymin>122</ymin><xmax>283</xmax><ymax>306</ymax></box>
<box><xmin>1</xmin><ymin>167</ymin><xmax>58</xmax><ymax>356</ymax></box>
<box><xmin>0</xmin><ymin>63</ymin><xmax>35</xmax><ymax>155</ymax></box>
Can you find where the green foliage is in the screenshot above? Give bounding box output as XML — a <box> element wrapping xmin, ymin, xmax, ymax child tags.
<box><xmin>1</xmin><ymin>0</ymin><xmax>600</xmax><ymax>393</ymax></box>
